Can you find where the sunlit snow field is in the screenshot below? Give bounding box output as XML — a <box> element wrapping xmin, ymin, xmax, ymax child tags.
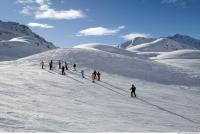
<box><xmin>0</xmin><ymin>45</ymin><xmax>200</xmax><ymax>132</ymax></box>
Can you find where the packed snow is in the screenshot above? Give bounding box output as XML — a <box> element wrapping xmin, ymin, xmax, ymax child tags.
<box><xmin>0</xmin><ymin>44</ymin><xmax>200</xmax><ymax>132</ymax></box>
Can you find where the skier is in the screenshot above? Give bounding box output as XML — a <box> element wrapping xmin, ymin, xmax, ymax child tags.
<box><xmin>65</xmin><ymin>62</ymin><xmax>68</xmax><ymax>70</ymax></box>
<box><xmin>92</xmin><ymin>72</ymin><xmax>95</xmax><ymax>83</ymax></box>
<box><xmin>41</xmin><ymin>60</ymin><xmax>44</xmax><ymax>69</ymax></box>
<box><xmin>130</xmin><ymin>84</ymin><xmax>136</xmax><ymax>97</ymax></box>
<box><xmin>81</xmin><ymin>70</ymin><xmax>85</xmax><ymax>78</ymax></box>
<box><xmin>61</xmin><ymin>66</ymin><xmax>65</xmax><ymax>75</ymax></box>
<box><xmin>93</xmin><ymin>70</ymin><xmax>97</xmax><ymax>79</ymax></box>
<box><xmin>58</xmin><ymin>60</ymin><xmax>61</xmax><ymax>69</ymax></box>
<box><xmin>49</xmin><ymin>60</ymin><xmax>53</xmax><ymax>70</ymax></box>
<box><xmin>97</xmin><ymin>72</ymin><xmax>101</xmax><ymax>81</ymax></box>
<box><xmin>73</xmin><ymin>64</ymin><xmax>76</xmax><ymax>71</ymax></box>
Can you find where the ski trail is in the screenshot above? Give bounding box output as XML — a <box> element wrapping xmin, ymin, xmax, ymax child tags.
<box><xmin>44</xmin><ymin>67</ymin><xmax>200</xmax><ymax>126</ymax></box>
<box><xmin>100</xmin><ymin>81</ymin><xmax>128</xmax><ymax>93</ymax></box>
<box><xmin>44</xmin><ymin>69</ymin><xmax>84</xmax><ymax>84</ymax></box>
<box><xmin>137</xmin><ymin>98</ymin><xmax>200</xmax><ymax>125</ymax></box>
<box><xmin>93</xmin><ymin>81</ymin><xmax>126</xmax><ymax>97</ymax></box>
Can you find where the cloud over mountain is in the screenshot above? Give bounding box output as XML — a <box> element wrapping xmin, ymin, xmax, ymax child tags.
<box><xmin>77</xmin><ymin>26</ymin><xmax>125</xmax><ymax>36</ymax></box>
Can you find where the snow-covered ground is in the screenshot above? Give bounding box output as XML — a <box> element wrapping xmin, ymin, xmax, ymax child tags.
<box><xmin>0</xmin><ymin>45</ymin><xmax>200</xmax><ymax>132</ymax></box>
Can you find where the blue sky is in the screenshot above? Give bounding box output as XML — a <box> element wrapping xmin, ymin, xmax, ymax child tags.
<box><xmin>0</xmin><ymin>0</ymin><xmax>199</xmax><ymax>47</ymax></box>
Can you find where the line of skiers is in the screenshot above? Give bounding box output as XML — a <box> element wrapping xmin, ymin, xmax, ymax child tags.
<box><xmin>42</xmin><ymin>60</ymin><xmax>102</xmax><ymax>82</ymax></box>
<box><xmin>41</xmin><ymin>60</ymin><xmax>136</xmax><ymax>97</ymax></box>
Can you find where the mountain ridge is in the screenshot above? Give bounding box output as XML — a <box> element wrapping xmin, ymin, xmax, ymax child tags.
<box><xmin>0</xmin><ymin>20</ymin><xmax>57</xmax><ymax>61</ymax></box>
<box><xmin>118</xmin><ymin>34</ymin><xmax>200</xmax><ymax>52</ymax></box>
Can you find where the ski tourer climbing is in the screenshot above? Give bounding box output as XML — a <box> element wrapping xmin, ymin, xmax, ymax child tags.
<box><xmin>92</xmin><ymin>73</ymin><xmax>95</xmax><ymax>83</ymax></box>
<box><xmin>58</xmin><ymin>60</ymin><xmax>61</xmax><ymax>69</ymax></box>
<box><xmin>97</xmin><ymin>72</ymin><xmax>101</xmax><ymax>81</ymax></box>
<box><xmin>93</xmin><ymin>70</ymin><xmax>97</xmax><ymax>79</ymax></box>
<box><xmin>73</xmin><ymin>64</ymin><xmax>76</xmax><ymax>71</ymax></box>
<box><xmin>130</xmin><ymin>84</ymin><xmax>136</xmax><ymax>97</ymax></box>
<box><xmin>81</xmin><ymin>70</ymin><xmax>84</xmax><ymax>78</ymax></box>
<box><xmin>61</xmin><ymin>66</ymin><xmax>65</xmax><ymax>75</ymax></box>
<box><xmin>65</xmin><ymin>62</ymin><xmax>68</xmax><ymax>70</ymax></box>
<box><xmin>41</xmin><ymin>60</ymin><xmax>44</xmax><ymax>69</ymax></box>
<box><xmin>49</xmin><ymin>60</ymin><xmax>53</xmax><ymax>70</ymax></box>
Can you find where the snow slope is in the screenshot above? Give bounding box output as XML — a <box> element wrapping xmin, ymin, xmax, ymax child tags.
<box><xmin>151</xmin><ymin>50</ymin><xmax>200</xmax><ymax>77</ymax></box>
<box><xmin>73</xmin><ymin>43</ymin><xmax>144</xmax><ymax>58</ymax></box>
<box><xmin>0</xmin><ymin>46</ymin><xmax>200</xmax><ymax>132</ymax></box>
<box><xmin>0</xmin><ymin>20</ymin><xmax>56</xmax><ymax>61</ymax></box>
<box><xmin>0</xmin><ymin>43</ymin><xmax>200</xmax><ymax>132</ymax></box>
<box><xmin>152</xmin><ymin>49</ymin><xmax>200</xmax><ymax>60</ymax></box>
<box><xmin>19</xmin><ymin>47</ymin><xmax>200</xmax><ymax>86</ymax></box>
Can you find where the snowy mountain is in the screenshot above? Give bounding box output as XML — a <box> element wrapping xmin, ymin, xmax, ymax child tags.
<box><xmin>127</xmin><ymin>38</ymin><xmax>193</xmax><ymax>52</ymax></box>
<box><xmin>0</xmin><ymin>20</ymin><xmax>56</xmax><ymax>61</ymax></box>
<box><xmin>168</xmin><ymin>34</ymin><xmax>200</xmax><ymax>49</ymax></box>
<box><xmin>118</xmin><ymin>34</ymin><xmax>200</xmax><ymax>52</ymax></box>
<box><xmin>118</xmin><ymin>37</ymin><xmax>156</xmax><ymax>49</ymax></box>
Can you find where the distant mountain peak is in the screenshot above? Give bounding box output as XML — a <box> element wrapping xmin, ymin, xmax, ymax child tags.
<box><xmin>0</xmin><ymin>20</ymin><xmax>57</xmax><ymax>61</ymax></box>
<box><xmin>118</xmin><ymin>34</ymin><xmax>200</xmax><ymax>51</ymax></box>
<box><xmin>168</xmin><ymin>34</ymin><xmax>200</xmax><ymax>49</ymax></box>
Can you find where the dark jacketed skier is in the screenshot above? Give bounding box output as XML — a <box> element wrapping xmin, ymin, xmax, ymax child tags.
<box><xmin>92</xmin><ymin>72</ymin><xmax>95</xmax><ymax>83</ymax></box>
<box><xmin>97</xmin><ymin>72</ymin><xmax>101</xmax><ymax>81</ymax></box>
<box><xmin>130</xmin><ymin>84</ymin><xmax>136</xmax><ymax>97</ymax></box>
<box><xmin>58</xmin><ymin>60</ymin><xmax>61</xmax><ymax>69</ymax></box>
<box><xmin>65</xmin><ymin>62</ymin><xmax>68</xmax><ymax>70</ymax></box>
<box><xmin>73</xmin><ymin>64</ymin><xmax>76</xmax><ymax>71</ymax></box>
<box><xmin>49</xmin><ymin>60</ymin><xmax>53</xmax><ymax>70</ymax></box>
<box><xmin>41</xmin><ymin>60</ymin><xmax>44</xmax><ymax>69</ymax></box>
<box><xmin>61</xmin><ymin>66</ymin><xmax>65</xmax><ymax>75</ymax></box>
<box><xmin>93</xmin><ymin>70</ymin><xmax>97</xmax><ymax>79</ymax></box>
<box><xmin>81</xmin><ymin>70</ymin><xmax>85</xmax><ymax>78</ymax></box>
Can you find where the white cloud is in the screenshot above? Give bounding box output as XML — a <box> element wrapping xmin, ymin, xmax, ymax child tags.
<box><xmin>121</xmin><ymin>33</ymin><xmax>150</xmax><ymax>40</ymax></box>
<box><xmin>161</xmin><ymin>0</ymin><xmax>179</xmax><ymax>4</ymax></box>
<box><xmin>17</xmin><ymin>0</ymin><xmax>85</xmax><ymax>20</ymax></box>
<box><xmin>35</xmin><ymin>9</ymin><xmax>85</xmax><ymax>20</ymax></box>
<box><xmin>20</xmin><ymin>6</ymin><xmax>34</xmax><ymax>15</ymax></box>
<box><xmin>77</xmin><ymin>26</ymin><xmax>125</xmax><ymax>36</ymax></box>
<box><xmin>16</xmin><ymin>0</ymin><xmax>34</xmax><ymax>4</ymax></box>
<box><xmin>27</xmin><ymin>22</ymin><xmax>54</xmax><ymax>28</ymax></box>
<box><xmin>161</xmin><ymin>0</ymin><xmax>187</xmax><ymax>7</ymax></box>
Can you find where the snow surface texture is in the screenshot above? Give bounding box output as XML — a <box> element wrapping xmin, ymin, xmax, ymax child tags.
<box><xmin>0</xmin><ymin>20</ymin><xmax>56</xmax><ymax>61</ymax></box>
<box><xmin>0</xmin><ymin>44</ymin><xmax>200</xmax><ymax>132</ymax></box>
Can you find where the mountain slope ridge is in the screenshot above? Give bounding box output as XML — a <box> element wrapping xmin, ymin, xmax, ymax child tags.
<box><xmin>0</xmin><ymin>20</ymin><xmax>56</xmax><ymax>61</ymax></box>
